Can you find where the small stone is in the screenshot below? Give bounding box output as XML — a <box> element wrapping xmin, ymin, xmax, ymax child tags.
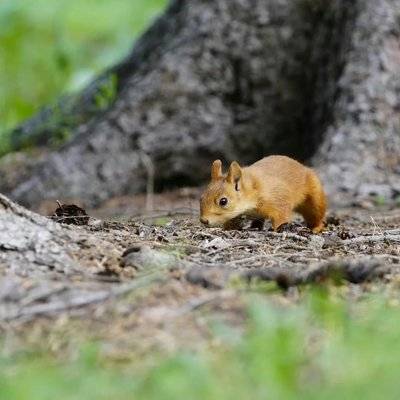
<box><xmin>309</xmin><ymin>235</ymin><xmax>325</xmax><ymax>250</ymax></box>
<box><xmin>121</xmin><ymin>245</ymin><xmax>177</xmax><ymax>271</ymax></box>
<box><xmin>202</xmin><ymin>237</ymin><xmax>230</xmax><ymax>250</ymax></box>
<box><xmin>337</xmin><ymin>230</ymin><xmax>355</xmax><ymax>240</ymax></box>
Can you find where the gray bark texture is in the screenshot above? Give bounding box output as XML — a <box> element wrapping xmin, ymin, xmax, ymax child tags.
<box><xmin>2</xmin><ymin>0</ymin><xmax>400</xmax><ymax>207</ymax></box>
<box><xmin>0</xmin><ymin>194</ymin><xmax>82</xmax><ymax>276</ymax></box>
<box><xmin>0</xmin><ymin>193</ymin><xmax>132</xmax><ymax>279</ymax></box>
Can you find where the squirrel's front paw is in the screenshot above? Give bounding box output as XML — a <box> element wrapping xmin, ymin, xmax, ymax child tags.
<box><xmin>273</xmin><ymin>222</ymin><xmax>311</xmax><ymax>235</ymax></box>
<box><xmin>250</xmin><ymin>219</ymin><xmax>265</xmax><ymax>230</ymax></box>
<box><xmin>273</xmin><ymin>222</ymin><xmax>292</xmax><ymax>233</ymax></box>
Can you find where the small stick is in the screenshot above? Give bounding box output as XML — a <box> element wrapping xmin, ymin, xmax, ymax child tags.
<box><xmin>342</xmin><ymin>234</ymin><xmax>400</xmax><ymax>245</ymax></box>
<box><xmin>20</xmin><ymin>285</ymin><xmax>67</xmax><ymax>307</ymax></box>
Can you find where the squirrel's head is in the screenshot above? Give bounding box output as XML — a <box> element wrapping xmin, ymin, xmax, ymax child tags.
<box><xmin>200</xmin><ymin>160</ymin><xmax>253</xmax><ymax>227</ymax></box>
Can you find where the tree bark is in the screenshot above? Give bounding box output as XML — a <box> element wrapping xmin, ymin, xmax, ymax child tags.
<box><xmin>314</xmin><ymin>0</ymin><xmax>400</xmax><ymax>204</ymax></box>
<box><xmin>0</xmin><ymin>193</ymin><xmax>82</xmax><ymax>276</ymax></box>
<box><xmin>0</xmin><ymin>193</ymin><xmax>127</xmax><ymax>278</ymax></box>
<box><xmin>3</xmin><ymin>0</ymin><xmax>400</xmax><ymax>208</ymax></box>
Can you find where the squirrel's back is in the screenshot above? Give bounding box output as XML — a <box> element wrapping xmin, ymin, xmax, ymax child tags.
<box><xmin>248</xmin><ymin>156</ymin><xmax>308</xmax><ymax>181</ymax></box>
<box><xmin>246</xmin><ymin>156</ymin><xmax>311</xmax><ymax>203</ymax></box>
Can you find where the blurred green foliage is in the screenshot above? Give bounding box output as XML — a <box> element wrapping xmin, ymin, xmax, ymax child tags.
<box><xmin>1</xmin><ymin>289</ymin><xmax>400</xmax><ymax>399</ymax></box>
<box><xmin>0</xmin><ymin>0</ymin><xmax>167</xmax><ymax>154</ymax></box>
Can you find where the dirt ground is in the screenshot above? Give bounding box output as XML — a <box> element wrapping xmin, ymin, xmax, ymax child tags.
<box><xmin>1</xmin><ymin>188</ymin><xmax>399</xmax><ymax>359</ymax></box>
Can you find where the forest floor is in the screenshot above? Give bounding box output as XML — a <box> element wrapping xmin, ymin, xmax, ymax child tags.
<box><xmin>0</xmin><ymin>189</ymin><xmax>400</xmax><ymax>400</ymax></box>
<box><xmin>2</xmin><ymin>188</ymin><xmax>400</xmax><ymax>356</ymax></box>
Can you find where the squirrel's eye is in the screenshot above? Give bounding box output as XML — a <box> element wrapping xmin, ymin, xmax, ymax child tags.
<box><xmin>219</xmin><ymin>197</ymin><xmax>228</xmax><ymax>207</ymax></box>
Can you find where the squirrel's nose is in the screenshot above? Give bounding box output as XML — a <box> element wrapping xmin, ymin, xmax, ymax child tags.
<box><xmin>200</xmin><ymin>217</ymin><xmax>209</xmax><ymax>225</ymax></box>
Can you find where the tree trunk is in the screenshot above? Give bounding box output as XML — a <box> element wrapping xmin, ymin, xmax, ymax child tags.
<box><xmin>314</xmin><ymin>0</ymin><xmax>400</xmax><ymax>204</ymax></box>
<box><xmin>3</xmin><ymin>0</ymin><xmax>400</xmax><ymax>208</ymax></box>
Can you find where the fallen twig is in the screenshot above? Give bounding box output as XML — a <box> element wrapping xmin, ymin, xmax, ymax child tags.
<box><xmin>20</xmin><ymin>285</ymin><xmax>67</xmax><ymax>307</ymax></box>
<box><xmin>342</xmin><ymin>234</ymin><xmax>400</xmax><ymax>245</ymax></box>
<box><xmin>242</xmin><ymin>257</ymin><xmax>395</xmax><ymax>288</ymax></box>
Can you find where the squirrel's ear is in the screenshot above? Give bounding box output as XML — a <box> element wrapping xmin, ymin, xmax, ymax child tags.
<box><xmin>211</xmin><ymin>159</ymin><xmax>222</xmax><ymax>180</ymax></box>
<box><xmin>227</xmin><ymin>161</ymin><xmax>242</xmax><ymax>188</ymax></box>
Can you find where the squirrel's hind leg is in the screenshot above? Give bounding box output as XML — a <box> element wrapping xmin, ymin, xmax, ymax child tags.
<box><xmin>297</xmin><ymin>174</ymin><xmax>327</xmax><ymax>233</ymax></box>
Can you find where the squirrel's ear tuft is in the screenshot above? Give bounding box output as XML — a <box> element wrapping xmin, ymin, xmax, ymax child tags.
<box><xmin>211</xmin><ymin>159</ymin><xmax>222</xmax><ymax>180</ymax></box>
<box><xmin>227</xmin><ymin>161</ymin><xmax>242</xmax><ymax>187</ymax></box>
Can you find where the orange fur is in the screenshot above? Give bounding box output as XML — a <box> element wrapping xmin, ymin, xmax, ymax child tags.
<box><xmin>199</xmin><ymin>155</ymin><xmax>327</xmax><ymax>233</ymax></box>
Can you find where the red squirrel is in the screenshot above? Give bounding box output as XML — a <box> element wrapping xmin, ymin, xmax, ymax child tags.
<box><xmin>199</xmin><ymin>155</ymin><xmax>327</xmax><ymax>233</ymax></box>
